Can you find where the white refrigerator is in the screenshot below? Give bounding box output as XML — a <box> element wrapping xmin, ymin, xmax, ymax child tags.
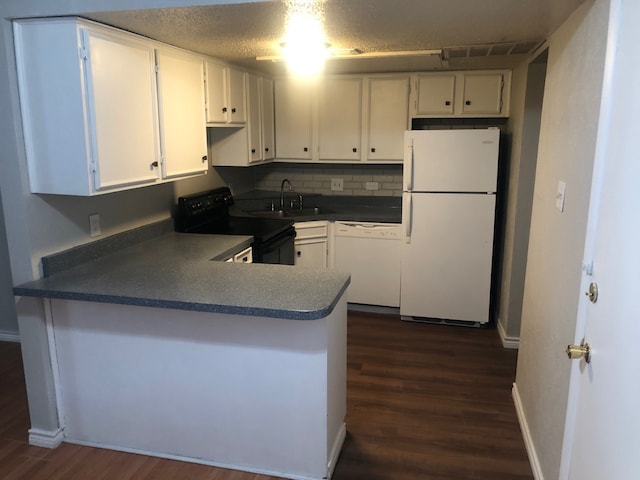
<box><xmin>401</xmin><ymin>128</ymin><xmax>500</xmax><ymax>325</ymax></box>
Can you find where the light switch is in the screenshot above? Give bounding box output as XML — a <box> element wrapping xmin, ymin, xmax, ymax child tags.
<box><xmin>331</xmin><ymin>178</ymin><xmax>344</xmax><ymax>191</ymax></box>
<box><xmin>556</xmin><ymin>180</ymin><xmax>566</xmax><ymax>212</ymax></box>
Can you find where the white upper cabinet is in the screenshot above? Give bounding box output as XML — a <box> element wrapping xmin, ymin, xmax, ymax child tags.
<box><xmin>318</xmin><ymin>77</ymin><xmax>362</xmax><ymax>161</ymax></box>
<box><xmin>83</xmin><ymin>28</ymin><xmax>160</xmax><ymax>192</ymax></box>
<box><xmin>156</xmin><ymin>47</ymin><xmax>208</xmax><ymax>179</ymax></box>
<box><xmin>412</xmin><ymin>70</ymin><xmax>511</xmax><ymax>117</ymax></box>
<box><xmin>14</xmin><ymin>18</ymin><xmax>209</xmax><ymax>195</ymax></box>
<box><xmin>14</xmin><ymin>18</ymin><xmax>163</xmax><ymax>195</ymax></box>
<box><xmin>246</xmin><ymin>73</ymin><xmax>263</xmax><ymax>164</ymax></box>
<box><xmin>260</xmin><ymin>77</ymin><xmax>275</xmax><ymax>161</ymax></box>
<box><xmin>205</xmin><ymin>61</ymin><xmax>247</xmax><ymax>125</ymax></box>
<box><xmin>461</xmin><ymin>73</ymin><xmax>505</xmax><ymax>115</ymax></box>
<box><xmin>415</xmin><ymin>74</ymin><xmax>456</xmax><ymax>116</ymax></box>
<box><xmin>208</xmin><ymin>74</ymin><xmax>274</xmax><ymax>167</ymax></box>
<box><xmin>274</xmin><ymin>77</ymin><xmax>314</xmax><ymax>160</ymax></box>
<box><xmin>274</xmin><ymin>74</ymin><xmax>409</xmax><ymax>164</ymax></box>
<box><xmin>366</xmin><ymin>76</ymin><xmax>410</xmax><ymax>162</ymax></box>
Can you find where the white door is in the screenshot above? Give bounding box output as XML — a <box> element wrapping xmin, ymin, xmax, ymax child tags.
<box><xmin>318</xmin><ymin>77</ymin><xmax>362</xmax><ymax>160</ymax></box>
<box><xmin>245</xmin><ymin>73</ymin><xmax>262</xmax><ymax>163</ymax></box>
<box><xmin>415</xmin><ymin>74</ymin><xmax>456</xmax><ymax>115</ymax></box>
<box><xmin>404</xmin><ymin>129</ymin><xmax>499</xmax><ymax>193</ymax></box>
<box><xmin>367</xmin><ymin>76</ymin><xmax>410</xmax><ymax>161</ymax></box>
<box><xmin>562</xmin><ymin>0</ymin><xmax>640</xmax><ymax>477</ymax></box>
<box><xmin>274</xmin><ymin>77</ymin><xmax>313</xmax><ymax>159</ymax></box>
<box><xmin>260</xmin><ymin>77</ymin><xmax>275</xmax><ymax>160</ymax></box>
<box><xmin>461</xmin><ymin>73</ymin><xmax>504</xmax><ymax>115</ymax></box>
<box><xmin>155</xmin><ymin>47</ymin><xmax>207</xmax><ymax>179</ymax></box>
<box><xmin>84</xmin><ymin>29</ymin><xmax>160</xmax><ymax>191</ymax></box>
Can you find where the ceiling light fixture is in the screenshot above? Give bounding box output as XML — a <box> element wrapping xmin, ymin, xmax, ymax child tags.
<box><xmin>280</xmin><ymin>0</ymin><xmax>328</xmax><ymax>77</ymax></box>
<box><xmin>256</xmin><ymin>48</ymin><xmax>443</xmax><ymax>63</ymax></box>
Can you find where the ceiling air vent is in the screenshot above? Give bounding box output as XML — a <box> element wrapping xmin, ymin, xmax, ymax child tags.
<box><xmin>442</xmin><ymin>40</ymin><xmax>544</xmax><ymax>60</ymax></box>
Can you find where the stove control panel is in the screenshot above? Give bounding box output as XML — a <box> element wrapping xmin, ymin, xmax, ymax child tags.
<box><xmin>178</xmin><ymin>188</ymin><xmax>234</xmax><ymax>218</ymax></box>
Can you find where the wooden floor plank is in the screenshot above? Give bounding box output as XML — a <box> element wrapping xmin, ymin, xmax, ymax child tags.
<box><xmin>0</xmin><ymin>312</ymin><xmax>532</xmax><ymax>479</ymax></box>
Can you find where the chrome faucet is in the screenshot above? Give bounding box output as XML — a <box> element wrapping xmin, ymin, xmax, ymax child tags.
<box><xmin>280</xmin><ymin>178</ymin><xmax>293</xmax><ymax>210</ymax></box>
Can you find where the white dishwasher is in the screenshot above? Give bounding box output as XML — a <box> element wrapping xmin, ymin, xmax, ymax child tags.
<box><xmin>334</xmin><ymin>221</ymin><xmax>403</xmax><ymax>307</ymax></box>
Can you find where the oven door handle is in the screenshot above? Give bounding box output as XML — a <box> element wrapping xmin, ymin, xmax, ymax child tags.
<box><xmin>261</xmin><ymin>229</ymin><xmax>296</xmax><ymax>255</ymax></box>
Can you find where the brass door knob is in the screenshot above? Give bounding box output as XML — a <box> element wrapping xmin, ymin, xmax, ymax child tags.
<box><xmin>566</xmin><ymin>341</ymin><xmax>591</xmax><ymax>363</ymax></box>
<box><xmin>585</xmin><ymin>282</ymin><xmax>598</xmax><ymax>303</ymax></box>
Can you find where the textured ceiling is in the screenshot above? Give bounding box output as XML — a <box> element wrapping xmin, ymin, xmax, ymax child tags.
<box><xmin>85</xmin><ymin>0</ymin><xmax>587</xmax><ymax>75</ymax></box>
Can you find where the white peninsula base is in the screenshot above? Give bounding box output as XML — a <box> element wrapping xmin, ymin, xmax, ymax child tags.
<box><xmin>42</xmin><ymin>295</ymin><xmax>347</xmax><ymax>480</ymax></box>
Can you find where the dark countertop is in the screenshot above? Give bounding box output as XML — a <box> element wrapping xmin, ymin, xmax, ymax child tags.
<box><xmin>14</xmin><ymin>232</ymin><xmax>351</xmax><ymax>321</ymax></box>
<box><xmin>232</xmin><ymin>191</ymin><xmax>402</xmax><ymax>223</ymax></box>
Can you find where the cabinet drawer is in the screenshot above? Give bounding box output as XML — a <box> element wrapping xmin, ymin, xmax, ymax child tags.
<box><xmin>233</xmin><ymin>246</ymin><xmax>253</xmax><ymax>263</ymax></box>
<box><xmin>294</xmin><ymin>221</ymin><xmax>328</xmax><ymax>240</ymax></box>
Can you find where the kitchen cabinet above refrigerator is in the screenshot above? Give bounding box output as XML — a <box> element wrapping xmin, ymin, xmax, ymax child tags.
<box><xmin>411</xmin><ymin>71</ymin><xmax>511</xmax><ymax>118</ymax></box>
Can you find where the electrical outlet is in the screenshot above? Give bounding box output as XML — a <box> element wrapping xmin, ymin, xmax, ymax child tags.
<box><xmin>365</xmin><ymin>181</ymin><xmax>379</xmax><ymax>191</ymax></box>
<box><xmin>331</xmin><ymin>178</ymin><xmax>344</xmax><ymax>191</ymax></box>
<box><xmin>89</xmin><ymin>213</ymin><xmax>101</xmax><ymax>237</ymax></box>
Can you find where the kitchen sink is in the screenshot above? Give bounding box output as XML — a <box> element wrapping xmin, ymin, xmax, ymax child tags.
<box><xmin>250</xmin><ymin>207</ymin><xmax>334</xmax><ymax>218</ymax></box>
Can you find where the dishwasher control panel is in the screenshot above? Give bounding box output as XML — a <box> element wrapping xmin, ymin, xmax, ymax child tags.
<box><xmin>334</xmin><ymin>222</ymin><xmax>403</xmax><ymax>239</ymax></box>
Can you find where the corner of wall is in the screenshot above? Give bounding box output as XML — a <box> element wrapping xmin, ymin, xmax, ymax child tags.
<box><xmin>497</xmin><ymin>318</ymin><xmax>520</xmax><ymax>349</ymax></box>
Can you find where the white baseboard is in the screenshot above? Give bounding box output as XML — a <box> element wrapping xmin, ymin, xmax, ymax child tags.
<box><xmin>497</xmin><ymin>320</ymin><xmax>520</xmax><ymax>349</ymax></box>
<box><xmin>512</xmin><ymin>383</ymin><xmax>544</xmax><ymax>480</ymax></box>
<box><xmin>0</xmin><ymin>330</ymin><xmax>20</xmax><ymax>342</ymax></box>
<box><xmin>28</xmin><ymin>427</ymin><xmax>64</xmax><ymax>448</ymax></box>
<box><xmin>64</xmin><ymin>435</ymin><xmax>341</xmax><ymax>480</ymax></box>
<box><xmin>327</xmin><ymin>423</ymin><xmax>346</xmax><ymax>479</ymax></box>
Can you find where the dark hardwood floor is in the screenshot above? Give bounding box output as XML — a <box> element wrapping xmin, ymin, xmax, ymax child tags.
<box><xmin>0</xmin><ymin>311</ymin><xmax>532</xmax><ymax>479</ymax></box>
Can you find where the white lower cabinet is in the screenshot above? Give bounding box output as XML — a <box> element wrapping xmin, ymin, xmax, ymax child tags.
<box><xmin>223</xmin><ymin>246</ymin><xmax>253</xmax><ymax>263</ymax></box>
<box><xmin>294</xmin><ymin>221</ymin><xmax>328</xmax><ymax>268</ymax></box>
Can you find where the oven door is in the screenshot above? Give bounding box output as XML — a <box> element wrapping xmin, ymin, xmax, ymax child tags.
<box><xmin>256</xmin><ymin>227</ymin><xmax>296</xmax><ymax>265</ymax></box>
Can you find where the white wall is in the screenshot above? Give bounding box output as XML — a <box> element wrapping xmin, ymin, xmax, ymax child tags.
<box><xmin>499</xmin><ymin>55</ymin><xmax>547</xmax><ymax>344</ymax></box>
<box><xmin>0</xmin><ymin>193</ymin><xmax>18</xmax><ymax>340</ymax></box>
<box><xmin>514</xmin><ymin>0</ymin><xmax>609</xmax><ymax>477</ymax></box>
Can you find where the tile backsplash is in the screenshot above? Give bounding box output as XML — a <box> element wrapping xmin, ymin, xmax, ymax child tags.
<box><xmin>253</xmin><ymin>163</ymin><xmax>403</xmax><ymax>197</ymax></box>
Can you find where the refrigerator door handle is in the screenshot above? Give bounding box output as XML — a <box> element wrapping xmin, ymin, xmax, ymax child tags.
<box><xmin>403</xmin><ymin>193</ymin><xmax>412</xmax><ymax>242</ymax></box>
<box><xmin>405</xmin><ymin>141</ymin><xmax>414</xmax><ymax>191</ymax></box>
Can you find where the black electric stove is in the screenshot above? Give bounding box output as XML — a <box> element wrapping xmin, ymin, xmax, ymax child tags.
<box><xmin>175</xmin><ymin>188</ymin><xmax>296</xmax><ymax>265</ymax></box>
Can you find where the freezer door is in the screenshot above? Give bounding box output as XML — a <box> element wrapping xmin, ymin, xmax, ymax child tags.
<box><xmin>404</xmin><ymin>129</ymin><xmax>499</xmax><ymax>192</ymax></box>
<box><xmin>400</xmin><ymin>193</ymin><xmax>496</xmax><ymax>324</ymax></box>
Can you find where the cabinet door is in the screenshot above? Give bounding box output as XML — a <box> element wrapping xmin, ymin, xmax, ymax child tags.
<box><xmin>227</xmin><ymin>67</ymin><xmax>247</xmax><ymax>124</ymax></box>
<box><xmin>205</xmin><ymin>61</ymin><xmax>227</xmax><ymax>123</ymax></box>
<box><xmin>416</xmin><ymin>74</ymin><xmax>456</xmax><ymax>115</ymax></box>
<box><xmin>461</xmin><ymin>73</ymin><xmax>504</xmax><ymax>114</ymax></box>
<box><xmin>367</xmin><ymin>77</ymin><xmax>409</xmax><ymax>161</ymax></box>
<box><xmin>246</xmin><ymin>73</ymin><xmax>262</xmax><ymax>163</ymax></box>
<box><xmin>274</xmin><ymin>78</ymin><xmax>313</xmax><ymax>159</ymax></box>
<box><xmin>156</xmin><ymin>48</ymin><xmax>208</xmax><ymax>179</ymax></box>
<box><xmin>318</xmin><ymin>77</ymin><xmax>362</xmax><ymax>160</ymax></box>
<box><xmin>260</xmin><ymin>77</ymin><xmax>275</xmax><ymax>160</ymax></box>
<box><xmin>83</xmin><ymin>28</ymin><xmax>160</xmax><ymax>191</ymax></box>
<box><xmin>295</xmin><ymin>239</ymin><xmax>328</xmax><ymax>268</ymax></box>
